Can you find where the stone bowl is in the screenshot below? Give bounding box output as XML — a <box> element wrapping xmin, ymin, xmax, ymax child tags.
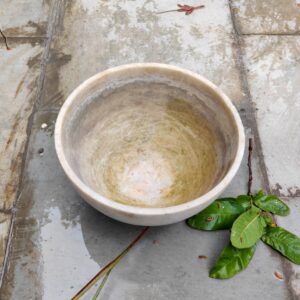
<box><xmin>55</xmin><ymin>63</ymin><xmax>245</xmax><ymax>226</ymax></box>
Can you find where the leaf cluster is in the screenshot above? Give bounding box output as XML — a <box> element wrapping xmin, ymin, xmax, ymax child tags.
<box><xmin>187</xmin><ymin>191</ymin><xmax>300</xmax><ymax>279</ymax></box>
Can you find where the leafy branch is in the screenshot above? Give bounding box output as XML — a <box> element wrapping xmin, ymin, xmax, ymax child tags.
<box><xmin>187</xmin><ymin>138</ymin><xmax>300</xmax><ymax>279</ymax></box>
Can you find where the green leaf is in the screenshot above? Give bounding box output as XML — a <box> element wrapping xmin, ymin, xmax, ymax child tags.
<box><xmin>187</xmin><ymin>199</ymin><xmax>246</xmax><ymax>230</ymax></box>
<box><xmin>209</xmin><ymin>243</ymin><xmax>256</xmax><ymax>279</ymax></box>
<box><xmin>236</xmin><ymin>195</ymin><xmax>252</xmax><ymax>210</ymax></box>
<box><xmin>262</xmin><ymin>227</ymin><xmax>300</xmax><ymax>264</ymax></box>
<box><xmin>231</xmin><ymin>206</ymin><xmax>266</xmax><ymax>249</ymax></box>
<box><xmin>254</xmin><ymin>191</ymin><xmax>290</xmax><ymax>216</ymax></box>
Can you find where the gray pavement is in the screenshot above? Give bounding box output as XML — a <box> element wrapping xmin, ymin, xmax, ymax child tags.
<box><xmin>0</xmin><ymin>0</ymin><xmax>299</xmax><ymax>299</ymax></box>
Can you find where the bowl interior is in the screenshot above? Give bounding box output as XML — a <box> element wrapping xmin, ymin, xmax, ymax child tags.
<box><xmin>60</xmin><ymin>67</ymin><xmax>239</xmax><ymax>208</ymax></box>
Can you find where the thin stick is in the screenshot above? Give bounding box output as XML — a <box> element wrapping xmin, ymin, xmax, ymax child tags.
<box><xmin>156</xmin><ymin>9</ymin><xmax>179</xmax><ymax>14</ymax></box>
<box><xmin>0</xmin><ymin>29</ymin><xmax>11</xmax><ymax>50</ymax></box>
<box><xmin>72</xmin><ymin>226</ymin><xmax>149</xmax><ymax>300</ymax></box>
<box><xmin>247</xmin><ymin>138</ymin><xmax>253</xmax><ymax>196</ymax></box>
<box><xmin>92</xmin><ymin>269</ymin><xmax>112</xmax><ymax>300</ymax></box>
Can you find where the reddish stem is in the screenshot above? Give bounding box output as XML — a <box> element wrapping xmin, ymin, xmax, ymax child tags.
<box><xmin>247</xmin><ymin>138</ymin><xmax>253</xmax><ymax>196</ymax></box>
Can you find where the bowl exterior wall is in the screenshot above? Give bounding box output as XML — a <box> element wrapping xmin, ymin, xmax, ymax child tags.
<box><xmin>73</xmin><ymin>182</ymin><xmax>224</xmax><ymax>226</ymax></box>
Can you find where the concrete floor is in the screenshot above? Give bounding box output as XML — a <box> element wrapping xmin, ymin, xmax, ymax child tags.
<box><xmin>0</xmin><ymin>0</ymin><xmax>299</xmax><ymax>299</ymax></box>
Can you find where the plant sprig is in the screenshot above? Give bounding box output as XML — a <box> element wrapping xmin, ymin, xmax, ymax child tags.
<box><xmin>72</xmin><ymin>227</ymin><xmax>149</xmax><ymax>299</ymax></box>
<box><xmin>187</xmin><ymin>138</ymin><xmax>300</xmax><ymax>279</ymax></box>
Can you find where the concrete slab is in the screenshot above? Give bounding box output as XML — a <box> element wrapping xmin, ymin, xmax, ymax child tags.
<box><xmin>231</xmin><ymin>0</ymin><xmax>300</xmax><ymax>34</ymax></box>
<box><xmin>0</xmin><ymin>40</ymin><xmax>44</xmax><ymax>210</ymax></box>
<box><xmin>0</xmin><ymin>0</ymin><xmax>52</xmax><ymax>37</ymax></box>
<box><xmin>0</xmin><ymin>111</ymin><xmax>290</xmax><ymax>299</ymax></box>
<box><xmin>242</xmin><ymin>36</ymin><xmax>300</xmax><ymax>197</ymax></box>
<box><xmin>38</xmin><ymin>0</ymin><xmax>244</xmax><ymax>111</ymax></box>
<box><xmin>276</xmin><ymin>198</ymin><xmax>300</xmax><ymax>299</ymax></box>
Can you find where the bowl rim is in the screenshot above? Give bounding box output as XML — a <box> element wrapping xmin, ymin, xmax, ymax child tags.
<box><xmin>55</xmin><ymin>63</ymin><xmax>245</xmax><ymax>216</ymax></box>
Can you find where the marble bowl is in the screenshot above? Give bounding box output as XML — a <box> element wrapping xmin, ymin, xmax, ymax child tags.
<box><xmin>55</xmin><ymin>63</ymin><xmax>245</xmax><ymax>226</ymax></box>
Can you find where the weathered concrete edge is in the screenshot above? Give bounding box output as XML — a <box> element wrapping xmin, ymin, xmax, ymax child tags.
<box><xmin>0</xmin><ymin>211</ymin><xmax>12</xmax><ymax>280</ymax></box>
<box><xmin>228</xmin><ymin>1</ymin><xmax>296</xmax><ymax>298</ymax></box>
<box><xmin>241</xmin><ymin>32</ymin><xmax>300</xmax><ymax>36</ymax></box>
<box><xmin>228</xmin><ymin>0</ymin><xmax>270</xmax><ymax>193</ymax></box>
<box><xmin>0</xmin><ymin>0</ymin><xmax>65</xmax><ymax>289</ymax></box>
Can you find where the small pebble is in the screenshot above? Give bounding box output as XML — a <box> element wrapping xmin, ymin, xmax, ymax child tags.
<box><xmin>198</xmin><ymin>255</ymin><xmax>208</xmax><ymax>260</ymax></box>
<box><xmin>41</xmin><ymin>123</ymin><xmax>48</xmax><ymax>129</ymax></box>
<box><xmin>38</xmin><ymin>148</ymin><xmax>44</xmax><ymax>156</ymax></box>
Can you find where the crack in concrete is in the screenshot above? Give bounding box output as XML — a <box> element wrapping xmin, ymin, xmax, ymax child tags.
<box><xmin>241</xmin><ymin>32</ymin><xmax>300</xmax><ymax>36</ymax></box>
